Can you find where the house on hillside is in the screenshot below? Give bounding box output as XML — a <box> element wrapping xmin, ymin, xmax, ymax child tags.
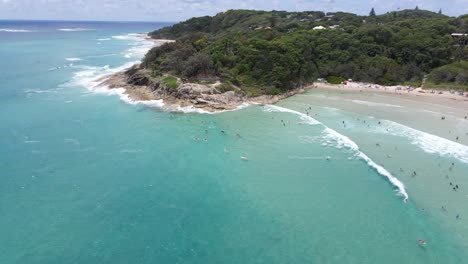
<box><xmin>313</xmin><ymin>26</ymin><xmax>326</xmax><ymax>30</ymax></box>
<box><xmin>451</xmin><ymin>33</ymin><xmax>468</xmax><ymax>46</ymax></box>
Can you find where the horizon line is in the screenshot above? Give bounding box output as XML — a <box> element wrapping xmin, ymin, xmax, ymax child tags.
<box><xmin>0</xmin><ymin>18</ymin><xmax>176</xmax><ymax>23</ymax></box>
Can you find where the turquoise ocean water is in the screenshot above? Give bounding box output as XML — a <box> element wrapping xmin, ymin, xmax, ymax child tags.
<box><xmin>1</xmin><ymin>21</ymin><xmax>467</xmax><ymax>263</ymax></box>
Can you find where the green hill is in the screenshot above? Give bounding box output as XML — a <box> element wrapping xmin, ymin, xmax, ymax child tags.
<box><xmin>143</xmin><ymin>9</ymin><xmax>468</xmax><ymax>94</ymax></box>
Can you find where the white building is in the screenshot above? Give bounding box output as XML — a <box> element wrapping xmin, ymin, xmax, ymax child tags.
<box><xmin>313</xmin><ymin>26</ymin><xmax>326</xmax><ymax>30</ymax></box>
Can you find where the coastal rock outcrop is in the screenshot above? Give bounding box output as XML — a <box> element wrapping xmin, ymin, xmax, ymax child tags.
<box><xmin>101</xmin><ymin>64</ymin><xmax>312</xmax><ymax>112</ymax></box>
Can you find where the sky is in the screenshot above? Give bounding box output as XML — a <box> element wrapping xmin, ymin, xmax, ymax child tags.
<box><xmin>0</xmin><ymin>0</ymin><xmax>467</xmax><ymax>22</ymax></box>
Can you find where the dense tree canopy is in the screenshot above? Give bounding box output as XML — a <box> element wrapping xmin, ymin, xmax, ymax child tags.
<box><xmin>144</xmin><ymin>9</ymin><xmax>468</xmax><ymax>94</ymax></box>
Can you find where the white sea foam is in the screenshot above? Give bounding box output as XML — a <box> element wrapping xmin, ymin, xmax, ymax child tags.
<box><xmin>97</xmin><ymin>38</ymin><xmax>111</xmax><ymax>41</ymax></box>
<box><xmin>375</xmin><ymin>120</ymin><xmax>468</xmax><ymax>163</ymax></box>
<box><xmin>66</xmin><ymin>60</ymin><xmax>165</xmax><ymax>108</ymax></box>
<box><xmin>25</xmin><ymin>89</ymin><xmax>58</xmax><ymax>94</ymax></box>
<box><xmin>67</xmin><ymin>34</ymin><xmax>158</xmax><ymax>107</ymax></box>
<box><xmin>112</xmin><ymin>33</ymin><xmax>144</xmax><ymax>40</ymax></box>
<box><xmin>352</xmin><ymin>100</ymin><xmax>403</xmax><ymax>108</ymax></box>
<box><xmin>0</xmin><ymin>28</ymin><xmax>33</xmax><ymax>32</ymax></box>
<box><xmin>86</xmin><ymin>53</ymin><xmax>119</xmax><ymax>58</ymax></box>
<box><xmin>111</xmin><ymin>33</ymin><xmax>156</xmax><ymax>59</ymax></box>
<box><xmin>263</xmin><ymin>105</ymin><xmax>321</xmax><ymax>125</ymax></box>
<box><xmin>263</xmin><ymin>105</ymin><xmax>409</xmax><ymax>201</ymax></box>
<box><xmin>24</xmin><ymin>140</ymin><xmax>40</xmax><ymax>144</ymax></box>
<box><xmin>57</xmin><ymin>28</ymin><xmax>93</xmax><ymax>32</ymax></box>
<box><xmin>68</xmin><ymin>33</ymin><xmax>244</xmax><ymax>114</ymax></box>
<box><xmin>66</xmin><ymin>58</ymin><xmax>82</xmax><ymax>62</ymax></box>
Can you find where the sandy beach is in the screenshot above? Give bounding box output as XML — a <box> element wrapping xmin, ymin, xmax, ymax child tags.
<box><xmin>314</xmin><ymin>82</ymin><xmax>468</xmax><ymax>102</ymax></box>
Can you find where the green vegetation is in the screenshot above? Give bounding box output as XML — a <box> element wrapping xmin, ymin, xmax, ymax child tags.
<box><xmin>326</xmin><ymin>76</ymin><xmax>345</xmax><ymax>84</ymax></box>
<box><xmin>144</xmin><ymin>9</ymin><xmax>468</xmax><ymax>94</ymax></box>
<box><xmin>428</xmin><ymin>61</ymin><xmax>468</xmax><ymax>85</ymax></box>
<box><xmin>163</xmin><ymin>76</ymin><xmax>178</xmax><ymax>89</ymax></box>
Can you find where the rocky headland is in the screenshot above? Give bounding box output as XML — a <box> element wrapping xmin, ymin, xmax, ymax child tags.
<box><xmin>101</xmin><ymin>64</ymin><xmax>313</xmax><ymax>112</ymax></box>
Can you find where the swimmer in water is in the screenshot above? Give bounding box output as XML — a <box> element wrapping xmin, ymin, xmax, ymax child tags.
<box><xmin>418</xmin><ymin>239</ymin><xmax>426</xmax><ymax>245</ymax></box>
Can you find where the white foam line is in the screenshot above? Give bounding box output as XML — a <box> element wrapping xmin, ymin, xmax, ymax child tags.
<box><xmin>263</xmin><ymin>105</ymin><xmax>321</xmax><ymax>125</ymax></box>
<box><xmin>376</xmin><ymin>120</ymin><xmax>468</xmax><ymax>164</ymax></box>
<box><xmin>57</xmin><ymin>28</ymin><xmax>93</xmax><ymax>32</ymax></box>
<box><xmin>65</xmin><ymin>33</ymin><xmax>249</xmax><ymax>114</ymax></box>
<box><xmin>66</xmin><ymin>58</ymin><xmax>82</xmax><ymax>62</ymax></box>
<box><xmin>0</xmin><ymin>28</ymin><xmax>33</xmax><ymax>32</ymax></box>
<box><xmin>352</xmin><ymin>100</ymin><xmax>403</xmax><ymax>108</ymax></box>
<box><xmin>263</xmin><ymin>105</ymin><xmax>409</xmax><ymax>202</ymax></box>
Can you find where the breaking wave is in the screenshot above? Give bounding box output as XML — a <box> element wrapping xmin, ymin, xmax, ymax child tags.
<box><xmin>0</xmin><ymin>28</ymin><xmax>33</xmax><ymax>32</ymax></box>
<box><xmin>66</xmin><ymin>58</ymin><xmax>82</xmax><ymax>62</ymax></box>
<box><xmin>375</xmin><ymin>120</ymin><xmax>468</xmax><ymax>163</ymax></box>
<box><xmin>57</xmin><ymin>28</ymin><xmax>93</xmax><ymax>32</ymax></box>
<box><xmin>263</xmin><ymin>105</ymin><xmax>409</xmax><ymax>202</ymax></box>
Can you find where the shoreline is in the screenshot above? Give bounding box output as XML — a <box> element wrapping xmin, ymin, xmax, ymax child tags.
<box><xmin>96</xmin><ymin>35</ymin><xmax>467</xmax><ymax>113</ymax></box>
<box><xmin>97</xmin><ymin>35</ymin><xmax>314</xmax><ymax>113</ymax></box>
<box><xmin>314</xmin><ymin>83</ymin><xmax>468</xmax><ymax>102</ymax></box>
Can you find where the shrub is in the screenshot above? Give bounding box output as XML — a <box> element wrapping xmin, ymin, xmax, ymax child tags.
<box><xmin>163</xmin><ymin>76</ymin><xmax>178</xmax><ymax>89</ymax></box>
<box><xmin>327</xmin><ymin>76</ymin><xmax>345</xmax><ymax>84</ymax></box>
<box><xmin>428</xmin><ymin>61</ymin><xmax>468</xmax><ymax>84</ymax></box>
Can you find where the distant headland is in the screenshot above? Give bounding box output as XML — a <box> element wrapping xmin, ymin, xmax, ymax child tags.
<box><xmin>104</xmin><ymin>8</ymin><xmax>468</xmax><ymax>111</ymax></box>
